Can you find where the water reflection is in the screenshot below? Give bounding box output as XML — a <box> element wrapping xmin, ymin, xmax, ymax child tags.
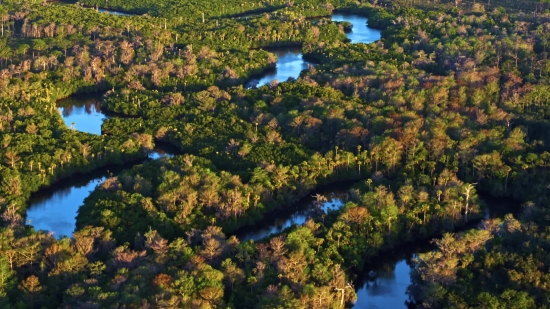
<box><xmin>353</xmin><ymin>243</ymin><xmax>433</xmax><ymax>309</ymax></box>
<box><xmin>97</xmin><ymin>8</ymin><xmax>132</xmax><ymax>16</ymax></box>
<box><xmin>331</xmin><ymin>13</ymin><xmax>381</xmax><ymax>44</ymax></box>
<box><xmin>27</xmin><ymin>168</ymin><xmax>115</xmax><ymax>238</ymax></box>
<box><xmin>26</xmin><ymin>145</ymin><xmax>179</xmax><ymax>238</ymax></box>
<box><xmin>236</xmin><ymin>185</ymin><xmax>349</xmax><ymax>242</ymax></box>
<box><xmin>57</xmin><ymin>94</ymin><xmax>106</xmax><ymax>135</ymax></box>
<box><xmin>249</xmin><ymin>47</ymin><xmax>313</xmax><ymax>88</ymax></box>
<box><xmin>148</xmin><ymin>143</ymin><xmax>180</xmax><ymax>160</ymax></box>
<box><xmin>251</xmin><ymin>14</ymin><xmax>381</xmax><ymax>87</ymax></box>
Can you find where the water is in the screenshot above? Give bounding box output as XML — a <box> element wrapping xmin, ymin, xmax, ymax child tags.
<box><xmin>57</xmin><ymin>0</ymin><xmax>133</xmax><ymax>16</ymax></box>
<box><xmin>30</xmin><ymin>93</ymin><xmax>178</xmax><ymax>237</ymax></box>
<box><xmin>97</xmin><ymin>8</ymin><xmax>132</xmax><ymax>16</ymax></box>
<box><xmin>352</xmin><ymin>243</ymin><xmax>432</xmax><ymax>309</ymax></box>
<box><xmin>350</xmin><ymin>195</ymin><xmax>522</xmax><ymax>308</ymax></box>
<box><xmin>148</xmin><ymin>142</ymin><xmax>179</xmax><ymax>159</ymax></box>
<box><xmin>331</xmin><ymin>13</ymin><xmax>381</xmax><ymax>44</ymax></box>
<box><xmin>26</xmin><ymin>145</ymin><xmax>176</xmax><ymax>238</ymax></box>
<box><xmin>234</xmin><ymin>12</ymin><xmax>262</xmax><ymax>19</ymax></box>
<box><xmin>26</xmin><ymin>167</ymin><xmax>115</xmax><ymax>238</ymax></box>
<box><xmin>235</xmin><ymin>185</ymin><xmax>349</xmax><ymax>242</ymax></box>
<box><xmin>251</xmin><ymin>47</ymin><xmax>314</xmax><ymax>87</ymax></box>
<box><xmin>57</xmin><ymin>94</ymin><xmax>106</xmax><ymax>135</ymax></box>
<box><xmin>250</xmin><ymin>14</ymin><xmax>381</xmax><ymax>87</ymax></box>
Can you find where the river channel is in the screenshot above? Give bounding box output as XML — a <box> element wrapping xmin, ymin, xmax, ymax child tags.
<box><xmin>21</xmin><ymin>14</ymin><xmax>431</xmax><ymax>308</ymax></box>
<box><xmin>246</xmin><ymin>13</ymin><xmax>381</xmax><ymax>87</ymax></box>
<box><xmin>28</xmin><ymin>13</ymin><xmax>380</xmax><ymax>237</ymax></box>
<box><xmin>26</xmin><ymin>92</ymin><xmax>523</xmax><ymax>308</ymax></box>
<box><xmin>26</xmin><ymin>94</ymin><xmax>178</xmax><ymax>237</ymax></box>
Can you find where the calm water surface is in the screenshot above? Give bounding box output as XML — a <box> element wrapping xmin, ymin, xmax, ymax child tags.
<box><xmin>353</xmin><ymin>243</ymin><xmax>432</xmax><ymax>309</ymax></box>
<box><xmin>26</xmin><ymin>144</ymin><xmax>176</xmax><ymax>238</ymax></box>
<box><xmin>27</xmin><ymin>167</ymin><xmax>117</xmax><ymax>238</ymax></box>
<box><xmin>331</xmin><ymin>13</ymin><xmax>381</xmax><ymax>44</ymax></box>
<box><xmin>57</xmin><ymin>94</ymin><xmax>106</xmax><ymax>135</ymax></box>
<box><xmin>97</xmin><ymin>8</ymin><xmax>132</xmax><ymax>16</ymax></box>
<box><xmin>29</xmin><ymin>95</ymin><xmax>177</xmax><ymax>237</ymax></box>
<box><xmin>252</xmin><ymin>47</ymin><xmax>313</xmax><ymax>87</ymax></box>
<box><xmin>236</xmin><ymin>186</ymin><xmax>349</xmax><ymax>241</ymax></box>
<box><xmin>351</xmin><ymin>195</ymin><xmax>521</xmax><ymax>309</ymax></box>
<box><xmin>251</xmin><ymin>14</ymin><xmax>381</xmax><ymax>87</ymax></box>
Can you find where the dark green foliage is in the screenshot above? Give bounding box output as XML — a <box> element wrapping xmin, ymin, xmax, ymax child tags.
<box><xmin>2</xmin><ymin>0</ymin><xmax>550</xmax><ymax>308</ymax></box>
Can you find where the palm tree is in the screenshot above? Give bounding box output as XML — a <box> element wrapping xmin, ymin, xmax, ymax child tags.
<box><xmin>5</xmin><ymin>151</ymin><xmax>20</xmax><ymax>168</ymax></box>
<box><xmin>80</xmin><ymin>143</ymin><xmax>91</xmax><ymax>158</ymax></box>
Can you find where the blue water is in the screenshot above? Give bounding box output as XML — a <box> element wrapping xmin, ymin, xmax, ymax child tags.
<box><xmin>57</xmin><ymin>95</ymin><xmax>105</xmax><ymax>135</ymax></box>
<box><xmin>97</xmin><ymin>8</ymin><xmax>132</xmax><ymax>16</ymax></box>
<box><xmin>252</xmin><ymin>14</ymin><xmax>381</xmax><ymax>87</ymax></box>
<box><xmin>331</xmin><ymin>13</ymin><xmax>381</xmax><ymax>44</ymax></box>
<box><xmin>237</xmin><ymin>192</ymin><xmax>347</xmax><ymax>242</ymax></box>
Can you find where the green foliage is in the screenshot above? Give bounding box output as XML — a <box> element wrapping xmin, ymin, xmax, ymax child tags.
<box><xmin>2</xmin><ymin>0</ymin><xmax>550</xmax><ymax>308</ymax></box>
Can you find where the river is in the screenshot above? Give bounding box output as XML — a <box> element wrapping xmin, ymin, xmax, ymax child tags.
<box><xmin>56</xmin><ymin>0</ymin><xmax>134</xmax><ymax>16</ymax></box>
<box><xmin>57</xmin><ymin>94</ymin><xmax>105</xmax><ymax>135</ymax></box>
<box><xmin>248</xmin><ymin>13</ymin><xmax>381</xmax><ymax>87</ymax></box>
<box><xmin>39</xmin><ymin>13</ymin><xmax>380</xmax><ymax>237</ymax></box>
<box><xmin>28</xmin><ymin>90</ymin><xmax>522</xmax><ymax>307</ymax></box>
<box><xmin>352</xmin><ymin>242</ymin><xmax>434</xmax><ymax>309</ymax></box>
<box><xmin>25</xmin><ymin>142</ymin><xmax>177</xmax><ymax>238</ymax></box>
<box><xmin>23</xmin><ymin>13</ymin><xmax>414</xmax><ymax>308</ymax></box>
<box><xmin>331</xmin><ymin>13</ymin><xmax>382</xmax><ymax>44</ymax></box>
<box><xmin>26</xmin><ymin>95</ymin><xmax>178</xmax><ymax>237</ymax></box>
<box><xmin>235</xmin><ymin>182</ymin><xmax>351</xmax><ymax>242</ymax></box>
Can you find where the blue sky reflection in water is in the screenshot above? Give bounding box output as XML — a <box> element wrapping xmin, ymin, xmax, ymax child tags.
<box><xmin>352</xmin><ymin>242</ymin><xmax>433</xmax><ymax>309</ymax></box>
<box><xmin>27</xmin><ymin>174</ymin><xmax>107</xmax><ymax>238</ymax></box>
<box><xmin>331</xmin><ymin>13</ymin><xmax>381</xmax><ymax>44</ymax></box>
<box><xmin>236</xmin><ymin>191</ymin><xmax>347</xmax><ymax>242</ymax></box>
<box><xmin>26</xmin><ymin>144</ymin><xmax>176</xmax><ymax>238</ymax></box>
<box><xmin>252</xmin><ymin>14</ymin><xmax>381</xmax><ymax>87</ymax></box>
<box><xmin>29</xmin><ymin>94</ymin><xmax>179</xmax><ymax>237</ymax></box>
<box><xmin>57</xmin><ymin>95</ymin><xmax>105</xmax><ymax>135</ymax></box>
<box><xmin>255</xmin><ymin>47</ymin><xmax>312</xmax><ymax>87</ymax></box>
<box><xmin>353</xmin><ymin>260</ymin><xmax>414</xmax><ymax>309</ymax></box>
<box><xmin>97</xmin><ymin>8</ymin><xmax>132</xmax><ymax>16</ymax></box>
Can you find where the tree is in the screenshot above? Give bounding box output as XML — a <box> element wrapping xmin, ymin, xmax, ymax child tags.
<box><xmin>31</xmin><ymin>39</ymin><xmax>47</xmax><ymax>58</ymax></box>
<box><xmin>4</xmin><ymin>151</ymin><xmax>20</xmax><ymax>168</ymax></box>
<box><xmin>80</xmin><ymin>143</ymin><xmax>91</xmax><ymax>158</ymax></box>
<box><xmin>221</xmin><ymin>259</ymin><xmax>245</xmax><ymax>290</ymax></box>
<box><xmin>201</xmin><ymin>238</ymin><xmax>223</xmax><ymax>264</ymax></box>
<box><xmin>381</xmin><ymin>203</ymin><xmax>399</xmax><ymax>234</ymax></box>
<box><xmin>18</xmin><ymin>275</ymin><xmax>42</xmax><ymax>309</ymax></box>
<box><xmin>462</xmin><ymin>183</ymin><xmax>476</xmax><ymax>222</ymax></box>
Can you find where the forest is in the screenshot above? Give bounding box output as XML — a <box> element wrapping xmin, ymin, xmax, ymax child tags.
<box><xmin>1</xmin><ymin>0</ymin><xmax>550</xmax><ymax>308</ymax></box>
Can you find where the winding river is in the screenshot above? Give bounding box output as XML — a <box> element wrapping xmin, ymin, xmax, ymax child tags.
<box><xmin>27</xmin><ymin>93</ymin><xmax>521</xmax><ymax>308</ymax></box>
<box><xmin>249</xmin><ymin>13</ymin><xmax>381</xmax><ymax>87</ymax></box>
<box><xmin>27</xmin><ymin>94</ymin><xmax>177</xmax><ymax>237</ymax></box>
<box><xmin>21</xmin><ymin>14</ymin><xmax>441</xmax><ymax>308</ymax></box>
<box><xmin>235</xmin><ymin>183</ymin><xmax>350</xmax><ymax>242</ymax></box>
<box><xmin>29</xmin><ymin>13</ymin><xmax>381</xmax><ymax>237</ymax></box>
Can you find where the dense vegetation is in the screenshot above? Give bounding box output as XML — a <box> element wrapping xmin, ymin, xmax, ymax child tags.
<box><xmin>2</xmin><ymin>0</ymin><xmax>550</xmax><ymax>308</ymax></box>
